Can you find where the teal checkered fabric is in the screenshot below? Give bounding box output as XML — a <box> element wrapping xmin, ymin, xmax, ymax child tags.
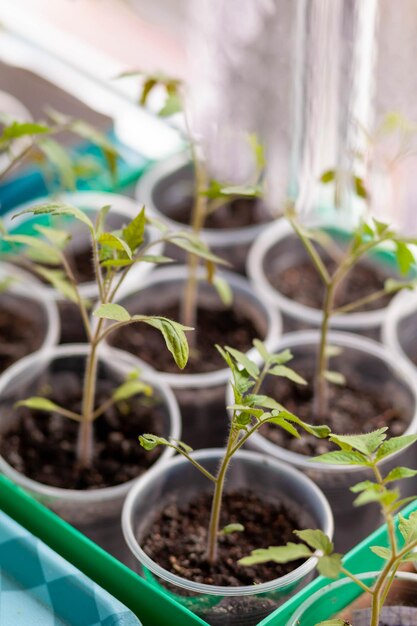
<box><xmin>0</xmin><ymin>511</ymin><xmax>141</xmax><ymax>626</ymax></box>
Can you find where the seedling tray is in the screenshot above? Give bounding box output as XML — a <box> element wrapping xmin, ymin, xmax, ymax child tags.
<box><xmin>0</xmin><ymin>508</ymin><xmax>141</xmax><ymax>626</ymax></box>
<box><xmin>260</xmin><ymin>499</ymin><xmax>417</xmax><ymax>625</ymax></box>
<box><xmin>0</xmin><ymin>474</ymin><xmax>206</xmax><ymax>626</ymax></box>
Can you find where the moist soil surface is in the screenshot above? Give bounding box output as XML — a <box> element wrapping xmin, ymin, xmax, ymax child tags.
<box><xmin>268</xmin><ymin>255</ymin><xmax>393</xmax><ymax>313</ymax></box>
<box><xmin>110</xmin><ymin>303</ymin><xmax>260</xmax><ymax>374</ymax></box>
<box><xmin>141</xmin><ymin>490</ymin><xmax>304</xmax><ymax>586</ymax></box>
<box><xmin>0</xmin><ymin>373</ymin><xmax>164</xmax><ymax>489</ymax></box>
<box><xmin>261</xmin><ymin>363</ymin><xmax>408</xmax><ymax>456</ymax></box>
<box><xmin>168</xmin><ymin>196</ymin><xmax>269</xmax><ymax>230</ymax></box>
<box><xmin>0</xmin><ymin>295</ymin><xmax>44</xmax><ymax>372</ymax></box>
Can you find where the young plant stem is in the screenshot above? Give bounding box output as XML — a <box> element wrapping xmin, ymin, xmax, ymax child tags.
<box><xmin>180</xmin><ymin>112</ymin><xmax>208</xmax><ymax>347</ymax></box>
<box><xmin>206</xmin><ymin>430</ymin><xmax>236</xmax><ymax>563</ymax></box>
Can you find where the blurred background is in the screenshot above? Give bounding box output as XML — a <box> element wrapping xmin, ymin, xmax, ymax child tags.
<box><xmin>1</xmin><ymin>0</ymin><xmax>417</xmax><ymax>226</ymax></box>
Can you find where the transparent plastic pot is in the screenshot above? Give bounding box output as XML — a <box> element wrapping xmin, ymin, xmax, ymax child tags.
<box><xmin>0</xmin><ymin>261</ymin><xmax>59</xmax><ymax>371</ymax></box>
<box><xmin>106</xmin><ymin>264</ymin><xmax>282</xmax><ymax>448</ymax></box>
<box><xmin>135</xmin><ymin>152</ymin><xmax>272</xmax><ymax>275</ymax></box>
<box><xmin>0</xmin><ymin>343</ymin><xmax>180</xmax><ymax>564</ymax></box>
<box><xmin>287</xmin><ymin>571</ymin><xmax>417</xmax><ymax>626</ymax></box>
<box><xmin>122</xmin><ymin>448</ymin><xmax>333</xmax><ymax>626</ymax></box>
<box><xmin>229</xmin><ymin>330</ymin><xmax>417</xmax><ymax>551</ymax></box>
<box><xmin>383</xmin><ymin>289</ymin><xmax>417</xmax><ymax>374</ymax></box>
<box><xmin>3</xmin><ymin>191</ymin><xmax>162</xmax><ymax>343</ymax></box>
<box><xmin>247</xmin><ymin>217</ymin><xmax>403</xmax><ymax>337</ymax></box>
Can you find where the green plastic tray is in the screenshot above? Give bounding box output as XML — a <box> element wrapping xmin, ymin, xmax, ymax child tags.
<box><xmin>261</xmin><ymin>499</ymin><xmax>417</xmax><ymax>625</ymax></box>
<box><xmin>0</xmin><ymin>474</ymin><xmax>206</xmax><ymax>626</ymax></box>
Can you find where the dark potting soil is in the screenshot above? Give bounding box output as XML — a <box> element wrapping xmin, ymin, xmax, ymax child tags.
<box><xmin>0</xmin><ymin>295</ymin><xmax>44</xmax><ymax>372</ymax></box>
<box><xmin>168</xmin><ymin>196</ymin><xmax>269</xmax><ymax>230</ymax></box>
<box><xmin>269</xmin><ymin>256</ymin><xmax>393</xmax><ymax>313</ymax></box>
<box><xmin>58</xmin><ymin>300</ymin><xmax>88</xmax><ymax>344</ymax></box>
<box><xmin>0</xmin><ymin>373</ymin><xmax>164</xmax><ymax>489</ymax></box>
<box><xmin>141</xmin><ymin>490</ymin><xmax>304</xmax><ymax>587</ymax></box>
<box><xmin>261</xmin><ymin>364</ymin><xmax>408</xmax><ymax>456</ymax></box>
<box><xmin>110</xmin><ymin>304</ymin><xmax>260</xmax><ymax>374</ymax></box>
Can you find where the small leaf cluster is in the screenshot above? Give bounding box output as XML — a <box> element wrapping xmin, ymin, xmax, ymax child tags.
<box><xmin>0</xmin><ymin>109</ymin><xmax>118</xmax><ymax>187</ymax></box>
<box><xmin>139</xmin><ymin>340</ymin><xmax>330</xmax><ymax>563</ymax></box>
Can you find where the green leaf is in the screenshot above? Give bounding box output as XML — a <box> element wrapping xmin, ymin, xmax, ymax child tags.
<box><xmin>398</xmin><ymin>511</ymin><xmax>417</xmax><ymax>544</ymax></box>
<box><xmin>33</xmin><ymin>225</ymin><xmax>71</xmax><ymax>248</ymax></box>
<box><xmin>95</xmin><ymin>205</ymin><xmax>110</xmax><ymax>235</ymax></box>
<box><xmin>253</xmin><ymin>339</ymin><xmax>270</xmax><ymax>362</ymax></box>
<box><xmin>0</xmin><ymin>121</ymin><xmax>50</xmax><ymax>141</ymax></box>
<box><xmin>370</xmin><ymin>546</ymin><xmax>392</xmax><ymax>560</ymax></box>
<box><xmin>384</xmin><ymin>467</ymin><xmax>417</xmax><ymax>484</ymax></box>
<box><xmin>329</xmin><ymin>428</ymin><xmax>388</xmax><ymax>455</ymax></box>
<box><xmin>315</xmin><ymin>620</ymin><xmax>347</xmax><ymax>626</ymax></box>
<box><xmin>112</xmin><ymin>380</ymin><xmax>152</xmax><ymax>402</ymax></box>
<box><xmin>212</xmin><ymin>275</ymin><xmax>233</xmax><ymax>306</ymax></box>
<box><xmin>376</xmin><ymin>435</ymin><xmax>417</xmax><ymax>461</ymax></box>
<box><xmin>229</xmin><ymin>404</ymin><xmax>264</xmax><ymax>420</ymax></box>
<box><xmin>373</xmin><ymin>218</ymin><xmax>390</xmax><ymax>237</ymax></box>
<box><xmin>169</xmin><ymin>233</ymin><xmax>228</xmax><ymax>265</ymax></box>
<box><xmin>173</xmin><ymin>439</ymin><xmax>193</xmax><ymax>454</ymax></box>
<box><xmin>395</xmin><ymin>241</ymin><xmax>415</xmax><ymax>275</ymax></box>
<box><xmin>313</xmin><ymin>450</ymin><xmax>369</xmax><ymax>466</ymax></box>
<box><xmin>220</xmin><ymin>523</ymin><xmax>245</xmax><ymax>536</ymax></box>
<box><xmin>139</xmin><ymin>434</ymin><xmax>170</xmax><ymax>451</ymax></box>
<box><xmin>4</xmin><ymin>234</ymin><xmax>62</xmax><ymax>265</ymax></box>
<box><xmin>13</xmin><ymin>201</ymin><xmax>94</xmax><ymax>233</ymax></box>
<box><xmin>93</xmin><ymin>303</ymin><xmax>131</xmax><ymax>322</ymax></box>
<box><xmin>133</xmin><ymin>316</ymin><xmax>191</xmax><ymax>369</ymax></box>
<box><xmin>225</xmin><ymin>346</ymin><xmax>259</xmax><ymax>378</ymax></box>
<box><xmin>350</xmin><ymin>480</ymin><xmax>377</xmax><ymax>493</ymax></box>
<box><xmin>159</xmin><ymin>93</ymin><xmax>182</xmax><ymax>117</ymax></box>
<box><xmin>15</xmin><ymin>397</ymin><xmax>61</xmax><ymax>412</ymax></box>
<box><xmin>268</xmin><ymin>365</ymin><xmax>307</xmax><ymax>385</ymax></box>
<box><xmin>268</xmin><ymin>349</ymin><xmax>294</xmax><ymax>365</ymax></box>
<box><xmin>323</xmin><ymin>370</ymin><xmax>346</xmax><ymax>385</ymax></box>
<box><xmin>317</xmin><ymin>553</ymin><xmax>343</xmax><ymax>578</ymax></box>
<box><xmin>354</xmin><ymin>176</ymin><xmax>368</xmax><ymax>199</ymax></box>
<box><xmin>38</xmin><ymin>137</ymin><xmax>76</xmax><ymax>190</ymax></box>
<box><xmin>277</xmin><ymin>411</ymin><xmax>331</xmax><ymax>439</ymax></box>
<box><xmin>320</xmin><ymin>170</ymin><xmax>335</xmax><ymax>184</ymax></box>
<box><xmin>384</xmin><ymin>278</ymin><xmax>417</xmax><ymax>293</ymax></box>
<box><xmin>354</xmin><ymin>488</ymin><xmax>399</xmax><ymax>508</ymax></box>
<box><xmin>266</xmin><ymin>415</ymin><xmax>300</xmax><ymax>438</ymax></box>
<box><xmin>32</xmin><ymin>266</ymin><xmax>78</xmax><ymax>303</ymax></box>
<box><xmin>98</xmin><ymin>232</ymin><xmax>132</xmax><ymax>259</ymax></box>
<box><xmin>122</xmin><ymin>208</ymin><xmax>146</xmax><ymax>252</ymax></box>
<box><xmin>294</xmin><ymin>529</ymin><xmax>333</xmax><ymax>555</ymax></box>
<box><xmin>238</xmin><ymin>543</ymin><xmax>312</xmax><ymax>566</ymax></box>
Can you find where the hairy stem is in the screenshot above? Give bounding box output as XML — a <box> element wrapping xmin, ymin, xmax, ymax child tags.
<box><xmin>206</xmin><ymin>430</ymin><xmax>236</xmax><ymax>563</ymax></box>
<box><xmin>77</xmin><ymin>340</ymin><xmax>98</xmax><ymax>467</ymax></box>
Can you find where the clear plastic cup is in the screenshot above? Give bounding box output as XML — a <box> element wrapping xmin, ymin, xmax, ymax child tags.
<box><xmin>0</xmin><ymin>261</ymin><xmax>59</xmax><ymax>370</ymax></box>
<box><xmin>247</xmin><ymin>217</ymin><xmax>403</xmax><ymax>336</ymax></box>
<box><xmin>135</xmin><ymin>152</ymin><xmax>273</xmax><ymax>274</ymax></box>
<box><xmin>287</xmin><ymin>571</ymin><xmax>417</xmax><ymax>626</ymax></box>
<box><xmin>228</xmin><ymin>330</ymin><xmax>417</xmax><ymax>551</ymax></box>
<box><xmin>383</xmin><ymin>289</ymin><xmax>417</xmax><ymax>373</ymax></box>
<box><xmin>122</xmin><ymin>448</ymin><xmax>333</xmax><ymax>626</ymax></box>
<box><xmin>0</xmin><ymin>343</ymin><xmax>180</xmax><ymax>563</ymax></box>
